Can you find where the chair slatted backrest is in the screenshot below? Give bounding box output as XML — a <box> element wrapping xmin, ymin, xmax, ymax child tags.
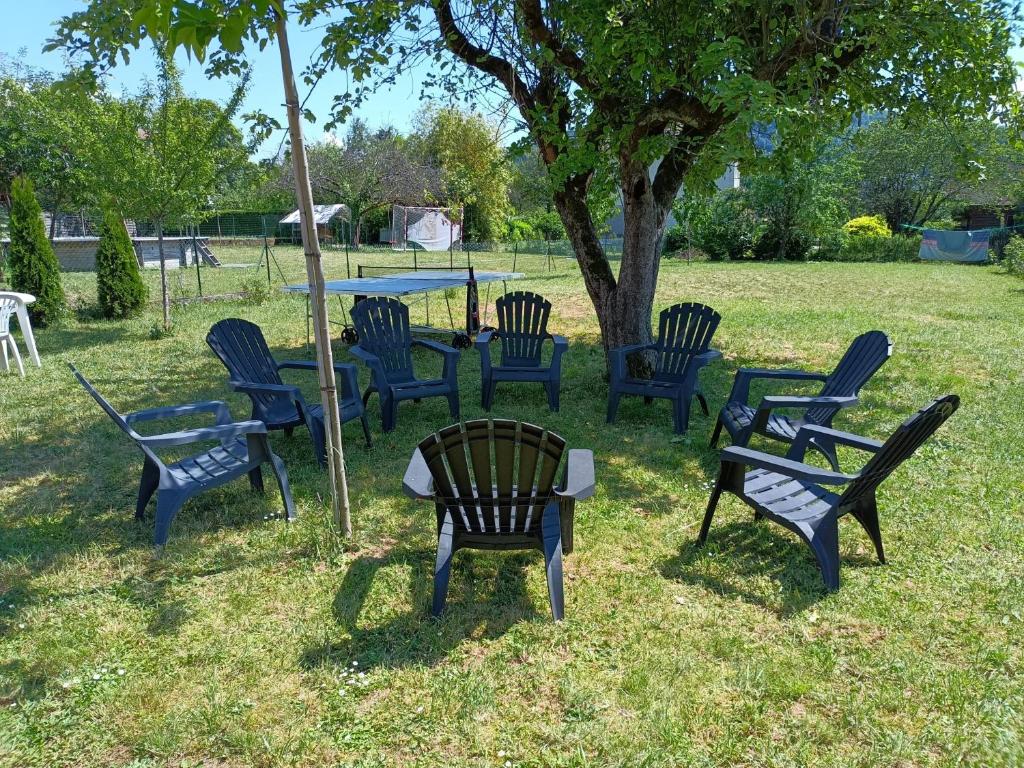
<box><xmin>69</xmin><ymin>365</ymin><xmax>161</xmax><ymax>465</ymax></box>
<box><xmin>207</xmin><ymin>319</ymin><xmax>285</xmax><ymax>415</ymax></box>
<box><xmin>0</xmin><ymin>297</ymin><xmax>16</xmax><ymax>336</ymax></box>
<box><xmin>418</xmin><ymin>419</ymin><xmax>567</xmax><ymax>535</ymax></box>
<box><xmin>808</xmin><ymin>330</ymin><xmax>893</xmax><ymax>424</ymax></box>
<box><xmin>839</xmin><ymin>395</ymin><xmax>959</xmax><ymax>507</ymax></box>
<box><xmin>495</xmin><ymin>291</ymin><xmax>551</xmax><ymax>367</ymax></box>
<box><xmin>350</xmin><ymin>297</ymin><xmax>415</xmax><ymax>379</ymax></box>
<box><xmin>653</xmin><ymin>303</ymin><xmax>721</xmax><ymax>382</ymax></box>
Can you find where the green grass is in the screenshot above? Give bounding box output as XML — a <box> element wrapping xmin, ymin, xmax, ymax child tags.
<box><xmin>1</xmin><ymin>258</ymin><xmax>1022</xmax><ymax>767</ymax></box>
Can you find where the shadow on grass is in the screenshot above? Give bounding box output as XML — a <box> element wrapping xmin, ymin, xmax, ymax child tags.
<box><xmin>300</xmin><ymin>546</ymin><xmax>544</xmax><ymax>672</ymax></box>
<box><xmin>660</xmin><ymin>518</ymin><xmax>887</xmax><ymax>617</ymax></box>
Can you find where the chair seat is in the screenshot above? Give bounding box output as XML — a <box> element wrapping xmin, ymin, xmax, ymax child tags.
<box><xmin>391</xmin><ymin>378</ymin><xmax>451</xmax><ymax>398</ymax></box>
<box><xmin>167</xmin><ymin>438</ymin><xmax>254</xmax><ymax>485</ymax></box>
<box><xmin>262</xmin><ymin>396</ymin><xmax>363</xmax><ymax>429</ymax></box>
<box><xmin>722</xmin><ymin>400</ymin><xmax>801</xmax><ymax>440</ymax></box>
<box><xmin>743</xmin><ymin>469</ymin><xmax>839</xmax><ymax>522</ymax></box>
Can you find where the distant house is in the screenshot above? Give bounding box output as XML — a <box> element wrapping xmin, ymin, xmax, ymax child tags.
<box><xmin>605</xmin><ymin>163</ymin><xmax>740</xmax><ymax>237</ymax></box>
<box><xmin>279</xmin><ymin>204</ymin><xmax>351</xmax><ymax>244</ymax></box>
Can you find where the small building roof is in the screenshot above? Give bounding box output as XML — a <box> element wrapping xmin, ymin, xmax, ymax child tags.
<box><xmin>279</xmin><ymin>204</ymin><xmax>351</xmax><ymax>225</ymax></box>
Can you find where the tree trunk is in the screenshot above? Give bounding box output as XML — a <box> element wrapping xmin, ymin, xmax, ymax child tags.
<box><xmin>554</xmin><ymin>167</ymin><xmax>670</xmax><ymax>376</ymax></box>
<box><xmin>275</xmin><ymin>11</ymin><xmax>352</xmax><ymax>536</ymax></box>
<box><xmin>156</xmin><ymin>218</ymin><xmax>171</xmax><ymax>330</ymax></box>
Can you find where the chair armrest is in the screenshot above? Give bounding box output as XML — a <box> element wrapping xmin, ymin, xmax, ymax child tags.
<box><xmin>786</xmin><ymin>424</ymin><xmax>883</xmax><ymax>462</ymax></box>
<box><xmin>136</xmin><ymin>420</ymin><xmax>268</xmax><ymax>449</ymax></box>
<box><xmin>609</xmin><ymin>342</ymin><xmax>656</xmax><ymax>382</ymax></box>
<box><xmin>550</xmin><ymin>334</ymin><xmax>569</xmax><ymax>350</ymax></box>
<box><xmin>474</xmin><ymin>330</ymin><xmax>496</xmax><ymax>346</ymax></box>
<box><xmin>229</xmin><ymin>380</ymin><xmax>302</xmax><ymax>398</ymax></box>
<box><xmin>729</xmin><ymin>367</ymin><xmax>829</xmax><ymax>404</ymax></box>
<box><xmin>402</xmin><ymin>449</ymin><xmax>434</xmax><ymax>500</ymax></box>
<box><xmin>557</xmin><ymin>449</ymin><xmax>596</xmax><ymax>501</ymax></box>
<box><xmin>413</xmin><ymin>338</ymin><xmax>460</xmax><ymax>358</ymax></box>
<box><xmin>693</xmin><ymin>348</ymin><xmax>722</xmax><ymax>366</ymax></box>
<box><xmin>126</xmin><ymin>400</ymin><xmax>232</xmax><ymax>426</ymax></box>
<box><xmin>277</xmin><ymin>359</ymin><xmax>356</xmax><ymax>376</ymax></box>
<box><xmin>279</xmin><ymin>360</ymin><xmax>362</xmax><ymax>401</ymax></box>
<box><xmin>759</xmin><ymin>395</ymin><xmax>858</xmax><ymax>410</ymax></box>
<box><xmin>349</xmin><ymin>345</ymin><xmax>385</xmax><ymax>372</ymax></box>
<box><xmin>721</xmin><ymin>446</ymin><xmax>857</xmax><ymax>485</ymax></box>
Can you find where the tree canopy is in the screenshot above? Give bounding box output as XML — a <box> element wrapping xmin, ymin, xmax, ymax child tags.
<box><xmin>49</xmin><ymin>0</ymin><xmax>1023</xmax><ymax>358</ymax></box>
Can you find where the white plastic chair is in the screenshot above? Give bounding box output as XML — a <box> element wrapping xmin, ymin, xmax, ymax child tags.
<box><xmin>0</xmin><ymin>296</ymin><xmax>25</xmax><ymax>376</ymax></box>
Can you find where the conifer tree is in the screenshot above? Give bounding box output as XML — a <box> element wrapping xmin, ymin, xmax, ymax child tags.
<box><xmin>7</xmin><ymin>174</ymin><xmax>66</xmax><ymax>326</ymax></box>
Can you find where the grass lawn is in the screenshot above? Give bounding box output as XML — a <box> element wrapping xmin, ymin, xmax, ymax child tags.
<box><xmin>1</xmin><ymin>256</ymin><xmax>1022</xmax><ymax>767</ymax></box>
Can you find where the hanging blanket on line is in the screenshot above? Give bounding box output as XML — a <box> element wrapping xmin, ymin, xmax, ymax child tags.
<box><xmin>919</xmin><ymin>229</ymin><xmax>990</xmax><ymax>263</ymax></box>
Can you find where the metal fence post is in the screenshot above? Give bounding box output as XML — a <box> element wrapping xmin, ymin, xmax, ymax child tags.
<box><xmin>192</xmin><ymin>227</ymin><xmax>203</xmax><ymax>297</ymax></box>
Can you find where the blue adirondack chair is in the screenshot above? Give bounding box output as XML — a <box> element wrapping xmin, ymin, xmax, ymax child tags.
<box><xmin>349</xmin><ymin>297</ymin><xmax>460</xmax><ymax>432</ymax></box>
<box><xmin>71</xmin><ymin>365</ymin><xmax>295</xmax><ymax>547</ymax></box>
<box><xmin>698</xmin><ymin>394</ymin><xmax>959</xmax><ymax>591</ymax></box>
<box><xmin>403</xmin><ymin>419</ymin><xmax>595</xmax><ymax>620</ymax></box>
<box><xmin>206</xmin><ymin>318</ymin><xmax>370</xmax><ymax>467</ymax></box>
<box><xmin>607</xmin><ymin>302</ymin><xmax>722</xmax><ymax>434</ymax></box>
<box><xmin>710</xmin><ymin>331</ymin><xmax>892</xmax><ymax>469</ymax></box>
<box><xmin>477</xmin><ymin>291</ymin><xmax>568</xmax><ymax>411</ymax></box>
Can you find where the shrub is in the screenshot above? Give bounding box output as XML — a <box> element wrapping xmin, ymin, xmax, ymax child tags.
<box><xmin>842</xmin><ymin>215</ymin><xmax>891</xmax><ymax>238</ymax></box>
<box><xmin>96</xmin><ymin>208</ymin><xmax>148</xmax><ymax>319</ymax></box>
<box><xmin>752</xmin><ymin>223</ymin><xmax>813</xmax><ymax>261</ymax></box>
<box><xmin>692</xmin><ymin>189</ymin><xmax>758</xmax><ymax>261</ymax></box>
<box><xmin>7</xmin><ymin>175</ymin><xmax>66</xmax><ymax>326</ymax></box>
<box><xmin>1003</xmin><ymin>235</ymin><xmax>1024</xmax><ymax>278</ymax></box>
<box><xmin>822</xmin><ymin>233</ymin><xmax>920</xmax><ymax>262</ymax></box>
<box><xmin>241</xmin><ymin>272</ymin><xmax>273</xmax><ymax>304</ymax></box>
<box><xmin>505</xmin><ymin>217</ymin><xmax>536</xmax><ymax>242</ymax></box>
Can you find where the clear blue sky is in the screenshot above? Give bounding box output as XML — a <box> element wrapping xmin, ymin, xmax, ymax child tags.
<box><xmin>0</xmin><ymin>1</ymin><xmax>441</xmax><ymax>155</ymax></box>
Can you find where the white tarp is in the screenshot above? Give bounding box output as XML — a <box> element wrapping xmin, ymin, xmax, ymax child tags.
<box><xmin>279</xmin><ymin>204</ymin><xmax>350</xmax><ymax>225</ymax></box>
<box><xmin>406</xmin><ymin>209</ymin><xmax>461</xmax><ymax>251</ymax></box>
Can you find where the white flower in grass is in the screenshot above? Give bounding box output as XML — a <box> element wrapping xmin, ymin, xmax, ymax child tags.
<box><xmin>351</xmin><ymin>661</ymin><xmax>358</xmax><ymax>667</ymax></box>
<box><xmin>504</xmin><ymin>762</ymin><xmax>512</xmax><ymax>767</ymax></box>
<box><xmin>17</xmin><ymin>623</ymin><xmax>25</xmax><ymax>630</ymax></box>
<box><xmin>92</xmin><ymin>673</ymin><xmax>101</xmax><ymax>681</ymax></box>
<box><xmin>415</xmin><ymin>705</ymin><xmax>424</xmax><ymax>714</ymax></box>
<box><xmin>117</xmin><ymin>669</ymin><xmax>125</xmax><ymax>676</ymax></box>
<box><xmin>338</xmin><ymin>689</ymin><xmax>346</xmax><ymax>696</ymax></box>
<box><xmin>497</xmin><ymin>750</ymin><xmax>506</xmax><ymax>758</ymax></box>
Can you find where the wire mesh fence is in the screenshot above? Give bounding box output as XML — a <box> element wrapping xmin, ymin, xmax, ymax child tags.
<box><xmin>31</xmin><ymin>211</ymin><xmax>591</xmax><ymax>308</ymax></box>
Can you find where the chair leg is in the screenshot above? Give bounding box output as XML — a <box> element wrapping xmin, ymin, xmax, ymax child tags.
<box><xmin>136</xmin><ymin>459</ymin><xmax>160</xmax><ymax>520</ymax></box>
<box><xmin>432</xmin><ymin>514</ymin><xmax>455</xmax><ymax>617</ymax></box>
<box><xmin>541</xmin><ymin>503</ymin><xmax>565</xmax><ymax>621</ymax></box>
<box><xmin>672</xmin><ymin>396</ymin><xmax>691</xmax><ymax>434</ymax></box>
<box><xmin>851</xmin><ymin>498</ymin><xmax>885</xmax><ymax>564</ymax></box>
<box><xmin>7</xmin><ymin>338</ymin><xmax>24</xmax><ymax>377</ymax></box>
<box><xmin>382</xmin><ymin>396</ymin><xmax>397</xmax><ymax>432</ymax></box>
<box><xmin>360</xmin><ymin>414</ymin><xmax>373</xmax><ymax>448</ymax></box>
<box><xmin>709</xmin><ymin>416</ymin><xmax>724</xmax><ymax>448</ymax></box>
<box><xmin>268</xmin><ymin>453</ymin><xmax>296</xmax><ymax>522</ymax></box>
<box><xmin>447</xmin><ymin>390</ymin><xmax>460</xmax><ymax>420</ymax></box>
<box><xmin>284</xmin><ymin>427</ymin><xmax>294</xmax><ymax>438</ymax></box>
<box><xmin>0</xmin><ymin>338</ymin><xmax>8</xmax><ymax>372</ymax></box>
<box><xmin>308</xmin><ymin>416</ymin><xmax>327</xmax><ymax>468</ymax></box>
<box><xmin>483</xmin><ymin>379</ymin><xmax>497</xmax><ymax>411</ymax></box>
<box><xmin>248</xmin><ymin>467</ymin><xmax>265</xmax><ymax>493</ymax></box>
<box><xmin>606</xmin><ymin>391</ymin><xmax>621</xmax><ymax>424</ymax></box>
<box><xmin>696</xmin><ymin>391</ymin><xmax>709</xmax><ymax>416</ymax></box>
<box><xmin>153</xmin><ymin>491</ymin><xmax>186</xmax><ymax>547</ymax></box>
<box><xmin>809</xmin><ymin>437</ymin><xmax>841</xmax><ymax>472</ymax></box>
<box><xmin>698</xmin><ymin>477</ymin><xmax>724</xmax><ymax>544</ymax></box>
<box><xmin>546</xmin><ymin>379</ymin><xmax>560</xmax><ymax>412</ymax></box>
<box><xmin>806</xmin><ymin>518</ymin><xmax>841</xmax><ymax>591</ymax></box>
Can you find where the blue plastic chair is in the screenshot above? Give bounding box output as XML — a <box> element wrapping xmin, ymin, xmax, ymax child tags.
<box><xmin>349</xmin><ymin>297</ymin><xmax>460</xmax><ymax>432</ymax></box>
<box><xmin>711</xmin><ymin>331</ymin><xmax>892</xmax><ymax>469</ymax></box>
<box><xmin>699</xmin><ymin>395</ymin><xmax>959</xmax><ymax>591</ymax></box>
<box><xmin>71</xmin><ymin>365</ymin><xmax>295</xmax><ymax>546</ymax></box>
<box><xmin>477</xmin><ymin>291</ymin><xmax>567</xmax><ymax>411</ymax></box>
<box><xmin>207</xmin><ymin>318</ymin><xmax>370</xmax><ymax>467</ymax></box>
<box><xmin>607</xmin><ymin>302</ymin><xmax>722</xmax><ymax>434</ymax></box>
<box><xmin>403</xmin><ymin>419</ymin><xmax>595</xmax><ymax>620</ymax></box>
